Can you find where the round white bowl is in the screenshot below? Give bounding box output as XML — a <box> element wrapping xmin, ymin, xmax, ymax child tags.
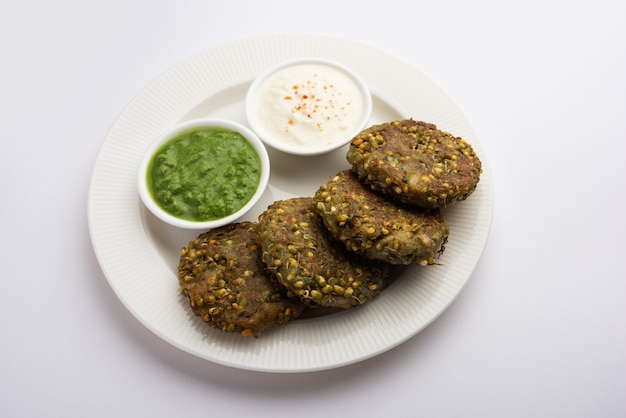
<box><xmin>137</xmin><ymin>118</ymin><xmax>270</xmax><ymax>230</ymax></box>
<box><xmin>245</xmin><ymin>57</ymin><xmax>372</xmax><ymax>156</ymax></box>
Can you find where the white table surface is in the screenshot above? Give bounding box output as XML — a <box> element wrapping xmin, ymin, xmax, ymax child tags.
<box><xmin>2</xmin><ymin>1</ymin><xmax>625</xmax><ymax>416</ymax></box>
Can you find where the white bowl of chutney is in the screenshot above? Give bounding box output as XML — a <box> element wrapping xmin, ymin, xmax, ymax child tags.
<box><xmin>245</xmin><ymin>58</ymin><xmax>372</xmax><ymax>156</ymax></box>
<box><xmin>137</xmin><ymin>118</ymin><xmax>270</xmax><ymax>230</ymax></box>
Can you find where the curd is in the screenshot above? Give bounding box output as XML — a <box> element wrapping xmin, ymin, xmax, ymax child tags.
<box><xmin>251</xmin><ymin>62</ymin><xmax>367</xmax><ymax>150</ymax></box>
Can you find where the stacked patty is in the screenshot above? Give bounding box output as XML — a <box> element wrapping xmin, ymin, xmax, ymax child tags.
<box><xmin>347</xmin><ymin>119</ymin><xmax>482</xmax><ymax>209</ymax></box>
<box><xmin>178</xmin><ymin>222</ymin><xmax>306</xmax><ymax>336</ymax></box>
<box><xmin>258</xmin><ymin>197</ymin><xmax>388</xmax><ymax>309</ymax></box>
<box><xmin>313</xmin><ymin>170</ymin><xmax>449</xmax><ymax>266</ymax></box>
<box><xmin>178</xmin><ymin>119</ymin><xmax>482</xmax><ymax>337</ymax></box>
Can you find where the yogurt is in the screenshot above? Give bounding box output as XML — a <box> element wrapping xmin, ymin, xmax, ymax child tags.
<box><xmin>247</xmin><ymin>60</ymin><xmax>371</xmax><ymax>154</ymax></box>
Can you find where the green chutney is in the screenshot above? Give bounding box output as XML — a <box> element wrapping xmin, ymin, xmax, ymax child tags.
<box><xmin>146</xmin><ymin>127</ymin><xmax>262</xmax><ymax>222</ymax></box>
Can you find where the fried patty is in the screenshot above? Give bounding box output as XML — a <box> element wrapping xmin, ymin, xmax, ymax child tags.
<box><xmin>177</xmin><ymin>222</ymin><xmax>305</xmax><ymax>336</ymax></box>
<box><xmin>314</xmin><ymin>170</ymin><xmax>449</xmax><ymax>265</ymax></box>
<box><xmin>347</xmin><ymin>119</ymin><xmax>482</xmax><ymax>209</ymax></box>
<box><xmin>257</xmin><ymin>197</ymin><xmax>388</xmax><ymax>309</ymax></box>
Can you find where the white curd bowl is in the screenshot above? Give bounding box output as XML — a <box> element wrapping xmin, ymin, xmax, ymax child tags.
<box><xmin>137</xmin><ymin>118</ymin><xmax>270</xmax><ymax>230</ymax></box>
<box><xmin>245</xmin><ymin>58</ymin><xmax>372</xmax><ymax>156</ymax></box>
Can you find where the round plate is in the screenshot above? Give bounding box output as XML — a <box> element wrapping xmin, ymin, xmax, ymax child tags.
<box><xmin>88</xmin><ymin>34</ymin><xmax>493</xmax><ymax>373</ymax></box>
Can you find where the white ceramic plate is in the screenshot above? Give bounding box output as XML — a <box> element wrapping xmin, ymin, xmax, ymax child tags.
<box><xmin>88</xmin><ymin>34</ymin><xmax>493</xmax><ymax>373</ymax></box>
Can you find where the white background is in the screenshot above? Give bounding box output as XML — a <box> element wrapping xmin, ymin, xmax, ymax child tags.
<box><xmin>2</xmin><ymin>1</ymin><xmax>625</xmax><ymax>417</ymax></box>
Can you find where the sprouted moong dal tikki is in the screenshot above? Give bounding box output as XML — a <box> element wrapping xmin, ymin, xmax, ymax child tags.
<box><xmin>347</xmin><ymin>119</ymin><xmax>482</xmax><ymax>209</ymax></box>
<box><xmin>313</xmin><ymin>170</ymin><xmax>449</xmax><ymax>266</ymax></box>
<box><xmin>178</xmin><ymin>222</ymin><xmax>306</xmax><ymax>337</ymax></box>
<box><xmin>257</xmin><ymin>197</ymin><xmax>389</xmax><ymax>309</ymax></box>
